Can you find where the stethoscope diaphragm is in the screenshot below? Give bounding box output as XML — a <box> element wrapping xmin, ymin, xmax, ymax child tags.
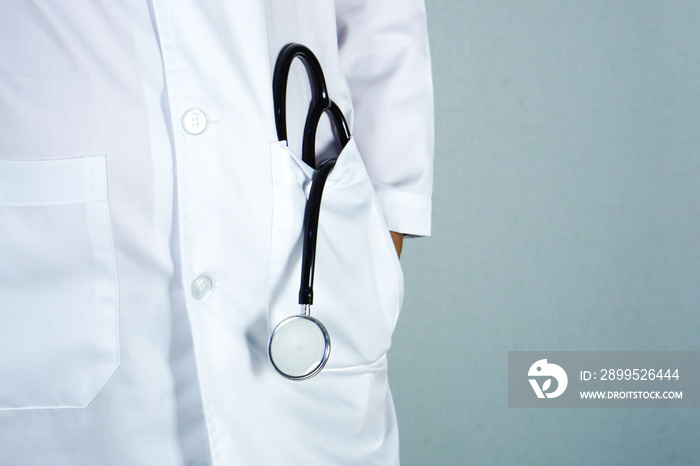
<box><xmin>268</xmin><ymin>313</ymin><xmax>331</xmax><ymax>380</ymax></box>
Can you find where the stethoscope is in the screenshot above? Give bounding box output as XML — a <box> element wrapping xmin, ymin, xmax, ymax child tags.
<box><xmin>268</xmin><ymin>43</ymin><xmax>351</xmax><ymax>380</ymax></box>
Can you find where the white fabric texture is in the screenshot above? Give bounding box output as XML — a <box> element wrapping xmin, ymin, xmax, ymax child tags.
<box><xmin>0</xmin><ymin>1</ymin><xmax>433</xmax><ymax>464</ymax></box>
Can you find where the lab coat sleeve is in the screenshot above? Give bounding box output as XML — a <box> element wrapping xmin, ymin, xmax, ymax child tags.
<box><xmin>335</xmin><ymin>0</ymin><xmax>434</xmax><ymax>237</ymax></box>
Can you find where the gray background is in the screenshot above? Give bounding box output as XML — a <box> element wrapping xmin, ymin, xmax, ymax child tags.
<box><xmin>388</xmin><ymin>1</ymin><xmax>700</xmax><ymax>465</ymax></box>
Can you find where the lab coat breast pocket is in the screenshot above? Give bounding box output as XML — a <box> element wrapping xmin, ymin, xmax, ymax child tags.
<box><xmin>0</xmin><ymin>155</ymin><xmax>119</xmax><ymax>410</ymax></box>
<box><xmin>267</xmin><ymin>139</ymin><xmax>403</xmax><ymax>371</ymax></box>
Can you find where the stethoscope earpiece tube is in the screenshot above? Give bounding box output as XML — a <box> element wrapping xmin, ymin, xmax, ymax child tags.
<box><xmin>269</xmin><ymin>43</ymin><xmax>351</xmax><ymax>381</ymax></box>
<box><xmin>326</xmin><ymin>101</ymin><xmax>351</xmax><ymax>150</ymax></box>
<box><xmin>273</xmin><ymin>43</ymin><xmax>330</xmax><ymax>168</ymax></box>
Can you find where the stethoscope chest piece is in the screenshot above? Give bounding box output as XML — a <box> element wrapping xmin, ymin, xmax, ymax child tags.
<box><xmin>268</xmin><ymin>313</ymin><xmax>331</xmax><ymax>380</ymax></box>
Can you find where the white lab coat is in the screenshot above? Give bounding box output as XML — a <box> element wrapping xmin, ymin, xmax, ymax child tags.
<box><xmin>0</xmin><ymin>1</ymin><xmax>433</xmax><ymax>464</ymax></box>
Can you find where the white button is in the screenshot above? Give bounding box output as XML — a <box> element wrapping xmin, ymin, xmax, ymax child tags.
<box><xmin>182</xmin><ymin>108</ymin><xmax>207</xmax><ymax>135</ymax></box>
<box><xmin>191</xmin><ymin>275</ymin><xmax>213</xmax><ymax>300</ymax></box>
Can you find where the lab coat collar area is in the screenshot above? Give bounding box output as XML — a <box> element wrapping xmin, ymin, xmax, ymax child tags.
<box><xmin>0</xmin><ymin>1</ymin><xmax>431</xmax><ymax>465</ymax></box>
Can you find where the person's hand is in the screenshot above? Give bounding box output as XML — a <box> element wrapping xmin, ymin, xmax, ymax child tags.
<box><xmin>390</xmin><ymin>231</ymin><xmax>403</xmax><ymax>258</ymax></box>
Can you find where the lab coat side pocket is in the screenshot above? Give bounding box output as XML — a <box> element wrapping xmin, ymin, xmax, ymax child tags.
<box><xmin>266</xmin><ymin>139</ymin><xmax>403</xmax><ymax>372</ymax></box>
<box><xmin>0</xmin><ymin>155</ymin><xmax>119</xmax><ymax>410</ymax></box>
